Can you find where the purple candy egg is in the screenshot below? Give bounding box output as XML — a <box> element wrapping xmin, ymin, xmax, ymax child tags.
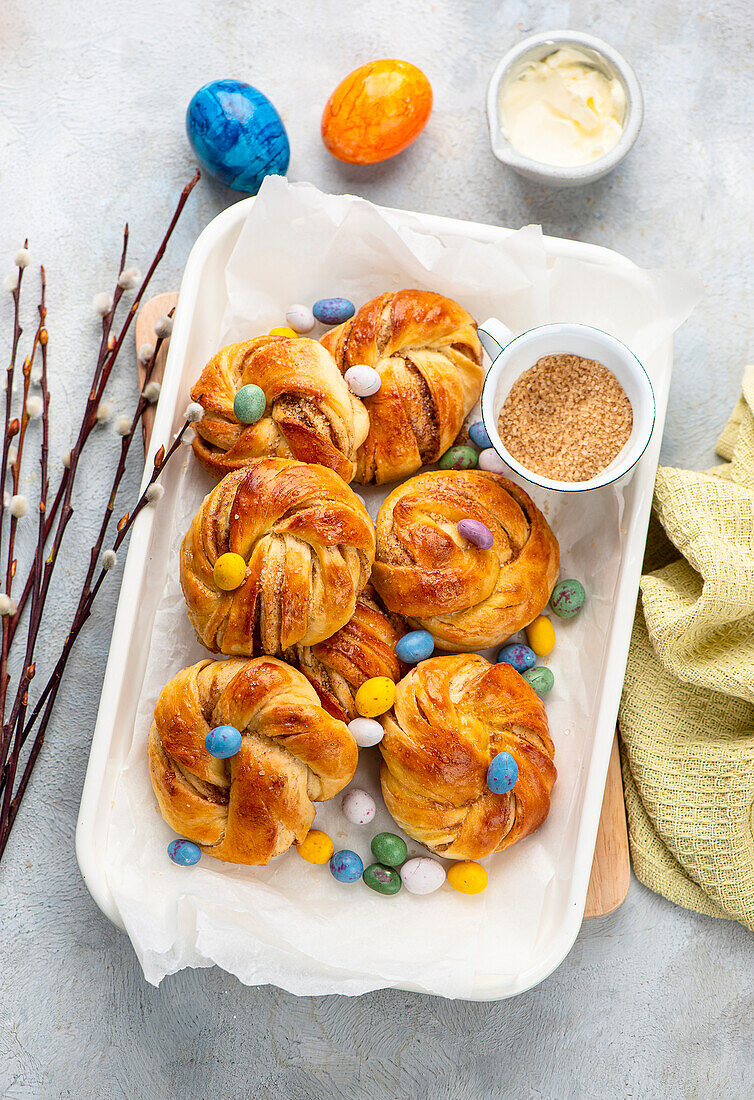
<box><xmin>457</xmin><ymin>518</ymin><xmax>494</xmax><ymax>550</ymax></box>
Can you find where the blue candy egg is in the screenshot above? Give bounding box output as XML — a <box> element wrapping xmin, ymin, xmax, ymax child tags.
<box><xmin>167</xmin><ymin>839</ymin><xmax>201</xmax><ymax>866</ymax></box>
<box><xmin>186</xmin><ymin>80</ymin><xmax>290</xmax><ymax>193</ymax></box>
<box><xmin>330</xmin><ymin>849</ymin><xmax>364</xmax><ymax>883</ymax></box>
<box><xmin>486</xmin><ymin>751</ymin><xmax>519</xmax><ymax>794</ymax></box>
<box><xmin>205</xmin><ymin>724</ymin><xmax>243</xmax><ymax>758</ymax></box>
<box><xmin>497</xmin><ymin>643</ymin><xmax>536</xmax><ymax>673</ymax></box>
<box><xmin>312</xmin><ymin>298</ymin><xmax>355</xmax><ymax>326</ymax></box>
<box><xmin>468</xmin><ymin>420</ymin><xmax>492</xmax><ymax>449</ymax></box>
<box><xmin>395</xmin><ymin>630</ymin><xmax>434</xmax><ymax>664</ymax></box>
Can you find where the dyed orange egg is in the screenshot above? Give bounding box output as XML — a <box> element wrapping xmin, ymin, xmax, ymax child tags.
<box><xmin>322</xmin><ymin>59</ymin><xmax>432</xmax><ymax>165</ymax></box>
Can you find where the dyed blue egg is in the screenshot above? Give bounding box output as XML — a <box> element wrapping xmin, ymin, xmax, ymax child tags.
<box><xmin>312</xmin><ymin>298</ymin><xmax>355</xmax><ymax>326</ymax></box>
<box><xmin>167</xmin><ymin>839</ymin><xmax>201</xmax><ymax>866</ymax></box>
<box><xmin>395</xmin><ymin>630</ymin><xmax>434</xmax><ymax>664</ymax></box>
<box><xmin>468</xmin><ymin>420</ymin><xmax>492</xmax><ymax>449</ymax></box>
<box><xmin>497</xmin><ymin>643</ymin><xmax>536</xmax><ymax>672</ymax></box>
<box><xmin>330</xmin><ymin>849</ymin><xmax>364</xmax><ymax>883</ymax></box>
<box><xmin>205</xmin><ymin>724</ymin><xmax>243</xmax><ymax>758</ymax></box>
<box><xmin>487</xmin><ymin>751</ymin><xmax>519</xmax><ymax>794</ymax></box>
<box><xmin>186</xmin><ymin>80</ymin><xmax>290</xmax><ymax>193</ymax></box>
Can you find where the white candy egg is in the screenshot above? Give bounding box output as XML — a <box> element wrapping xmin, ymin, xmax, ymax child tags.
<box><xmin>285</xmin><ymin>304</ymin><xmax>315</xmax><ymax>334</ymax></box>
<box><xmin>341</xmin><ymin>788</ymin><xmax>376</xmax><ymax>826</ymax></box>
<box><xmin>478</xmin><ymin>447</ymin><xmax>507</xmax><ymax>473</ymax></box>
<box><xmin>348</xmin><ymin>717</ymin><xmax>384</xmax><ymax>748</ymax></box>
<box><xmin>345</xmin><ymin>364</ymin><xmax>381</xmax><ymax>398</ymax></box>
<box><xmin>400</xmin><ymin>856</ymin><xmax>447</xmax><ymax>895</ymax></box>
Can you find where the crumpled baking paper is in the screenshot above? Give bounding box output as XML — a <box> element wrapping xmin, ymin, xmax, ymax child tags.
<box><xmin>106</xmin><ymin>177</ymin><xmax>700</xmax><ymax>997</ymax></box>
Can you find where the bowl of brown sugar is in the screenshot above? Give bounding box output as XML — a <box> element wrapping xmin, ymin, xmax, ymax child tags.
<box><xmin>478</xmin><ymin>320</ymin><xmax>655</xmax><ymax>492</ymax></box>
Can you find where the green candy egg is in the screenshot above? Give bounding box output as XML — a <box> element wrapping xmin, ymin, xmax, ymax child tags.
<box><xmin>521</xmin><ymin>666</ymin><xmax>555</xmax><ymax>698</ymax></box>
<box><xmin>439</xmin><ymin>445</ymin><xmax>478</xmax><ymax>471</ymax></box>
<box><xmin>370</xmin><ymin>832</ymin><xmax>407</xmax><ymax>867</ymax></box>
<box><xmin>550</xmin><ymin>579</ymin><xmax>586</xmax><ymax>619</ymax></box>
<box><xmin>363</xmin><ymin>863</ymin><xmax>402</xmax><ymax>895</ymax></box>
<box><xmin>234</xmin><ymin>383</ymin><xmax>266</xmax><ymax>424</ymax></box>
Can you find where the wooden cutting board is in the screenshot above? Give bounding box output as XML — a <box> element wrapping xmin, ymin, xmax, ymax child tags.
<box><xmin>135</xmin><ymin>293</ymin><xmax>631</xmax><ymax>920</ymax></box>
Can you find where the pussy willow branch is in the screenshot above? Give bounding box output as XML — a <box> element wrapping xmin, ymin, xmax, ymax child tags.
<box><xmin>0</xmin><ymin>170</ymin><xmax>199</xmax><ymax>855</ymax></box>
<box><xmin>0</xmin><ymin>273</ymin><xmax>49</xmax><ymax>829</ymax></box>
<box><xmin>0</xmin><ymin>424</ymin><xmax>191</xmax><ymax>848</ymax></box>
<box><xmin>0</xmin><ymin>241</ymin><xmax>27</xmax><ymax>569</ymax></box>
<box><xmin>7</xmin><ymin>169</ymin><xmax>199</xmax><ymax>647</ymax></box>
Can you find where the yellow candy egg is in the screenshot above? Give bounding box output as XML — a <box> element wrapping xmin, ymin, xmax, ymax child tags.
<box><xmin>526</xmin><ymin>615</ymin><xmax>556</xmax><ymax>656</ymax></box>
<box><xmin>355</xmin><ymin>676</ymin><xmax>396</xmax><ymax>718</ymax></box>
<box><xmin>213</xmin><ymin>552</ymin><xmax>247</xmax><ymax>591</ymax></box>
<box><xmin>297</xmin><ymin>829</ymin><xmax>334</xmax><ymax>865</ymax></box>
<box><xmin>447</xmin><ymin>861</ymin><xmax>488</xmax><ymax>895</ymax></box>
<box><xmin>269</xmin><ymin>326</ymin><xmax>298</xmax><ymax>338</ymax></box>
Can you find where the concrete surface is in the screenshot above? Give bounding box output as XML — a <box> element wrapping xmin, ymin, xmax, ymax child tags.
<box><xmin>0</xmin><ymin>0</ymin><xmax>752</xmax><ymax>1096</ymax></box>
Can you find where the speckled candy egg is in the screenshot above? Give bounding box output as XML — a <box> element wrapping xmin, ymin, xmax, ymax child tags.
<box><xmin>457</xmin><ymin>519</ymin><xmax>494</xmax><ymax>550</ymax></box>
<box><xmin>234</xmin><ymin>383</ymin><xmax>266</xmax><ymax>424</ymax></box>
<box><xmin>395</xmin><ymin>629</ymin><xmax>434</xmax><ymax>664</ymax></box>
<box><xmin>321</xmin><ymin>59</ymin><xmax>432</xmax><ymax>165</ymax></box>
<box><xmin>439</xmin><ymin>445</ymin><xmax>478</xmax><ymax>471</ymax></box>
<box><xmin>330</xmin><ymin>849</ymin><xmax>364</xmax><ymax>883</ymax></box>
<box><xmin>345</xmin><ymin>364</ymin><xmax>381</xmax><ymax>397</ymax></box>
<box><xmin>371</xmin><ymin>832</ymin><xmax>407</xmax><ymax>867</ymax></box>
<box><xmin>468</xmin><ymin>420</ymin><xmax>492</xmax><ymax>449</ymax></box>
<box><xmin>312</xmin><ymin>298</ymin><xmax>355</xmax><ymax>326</ymax></box>
<box><xmin>167</xmin><ymin>839</ymin><xmax>201</xmax><ymax>866</ymax></box>
<box><xmin>478</xmin><ymin>448</ymin><xmax>507</xmax><ymax>473</ymax></box>
<box><xmin>341</xmin><ymin>788</ymin><xmax>376</xmax><ymax>825</ymax></box>
<box><xmin>285</xmin><ymin>305</ymin><xmax>315</xmax><ymax>334</ymax></box>
<box><xmin>205</xmin><ymin>724</ymin><xmax>243</xmax><ymax>759</ymax></box>
<box><xmin>355</xmin><ymin>676</ymin><xmax>396</xmax><ymax>718</ymax></box>
<box><xmin>521</xmin><ymin>666</ymin><xmax>555</xmax><ymax>698</ymax></box>
<box><xmin>497</xmin><ymin>643</ymin><xmax>536</xmax><ymax>673</ymax></box>
<box><xmin>486</xmin><ymin>751</ymin><xmax>519</xmax><ymax>794</ymax></box>
<box><xmin>551</xmin><ymin>578</ymin><xmax>586</xmax><ymax>619</ymax></box>
<box><xmin>348</xmin><ymin>717</ymin><xmax>384</xmax><ymax>748</ymax></box>
<box><xmin>400</xmin><ymin>857</ymin><xmax>446</xmax><ymax>895</ymax></box>
<box><xmin>186</xmin><ymin>80</ymin><xmax>290</xmax><ymax>193</ymax></box>
<box><xmin>363</xmin><ymin>863</ymin><xmax>402</xmax><ymax>895</ymax></box>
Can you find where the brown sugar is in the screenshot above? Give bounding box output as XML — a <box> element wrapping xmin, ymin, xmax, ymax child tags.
<box><xmin>499</xmin><ymin>354</ymin><xmax>633</xmax><ymax>482</ymax></box>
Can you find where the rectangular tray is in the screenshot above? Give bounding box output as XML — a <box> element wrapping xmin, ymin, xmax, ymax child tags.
<box><xmin>76</xmin><ymin>198</ymin><xmax>670</xmax><ymax>999</ymax></box>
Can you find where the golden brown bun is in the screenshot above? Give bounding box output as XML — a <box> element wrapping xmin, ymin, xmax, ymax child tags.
<box><xmin>380</xmin><ymin>655</ymin><xmax>556</xmax><ymax>860</ymax></box>
<box><xmin>190</xmin><ymin>336</ymin><xmax>369</xmax><ymax>482</ymax></box>
<box><xmin>287</xmin><ymin>584</ymin><xmax>406</xmax><ymax>723</ymax></box>
<box><xmin>149</xmin><ymin>657</ymin><xmax>358</xmax><ymax>865</ymax></box>
<box><xmin>371</xmin><ymin>470</ymin><xmax>559</xmax><ymax>651</ymax></box>
<box><xmin>321</xmin><ymin>290</ymin><xmax>483</xmax><ymax>485</ymax></box>
<box><xmin>180</xmin><ymin>458</ymin><xmax>375</xmax><ymax>655</ymax></box>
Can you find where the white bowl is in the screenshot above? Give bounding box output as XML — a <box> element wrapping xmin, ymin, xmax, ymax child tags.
<box><xmin>478</xmin><ymin>318</ymin><xmax>655</xmax><ymax>492</ymax></box>
<box><xmin>487</xmin><ymin>30</ymin><xmax>644</xmax><ymax>187</ymax></box>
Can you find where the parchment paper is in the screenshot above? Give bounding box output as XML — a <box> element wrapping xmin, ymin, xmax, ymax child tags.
<box><xmin>106</xmin><ymin>178</ymin><xmax>700</xmax><ymax>996</ymax></box>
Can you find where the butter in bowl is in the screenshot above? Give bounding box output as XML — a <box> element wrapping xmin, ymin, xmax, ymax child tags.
<box><xmin>487</xmin><ymin>31</ymin><xmax>643</xmax><ymax>186</ymax></box>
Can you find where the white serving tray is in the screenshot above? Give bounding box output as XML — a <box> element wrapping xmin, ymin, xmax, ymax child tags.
<box><xmin>76</xmin><ymin>197</ymin><xmax>671</xmax><ymax>999</ymax></box>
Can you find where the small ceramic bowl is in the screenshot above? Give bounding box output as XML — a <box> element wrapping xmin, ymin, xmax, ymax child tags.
<box><xmin>487</xmin><ymin>30</ymin><xmax>643</xmax><ymax>187</ymax></box>
<box><xmin>478</xmin><ymin>318</ymin><xmax>655</xmax><ymax>493</ymax></box>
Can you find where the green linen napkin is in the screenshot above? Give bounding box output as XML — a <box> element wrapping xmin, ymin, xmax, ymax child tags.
<box><xmin>619</xmin><ymin>366</ymin><xmax>754</xmax><ymax>930</ymax></box>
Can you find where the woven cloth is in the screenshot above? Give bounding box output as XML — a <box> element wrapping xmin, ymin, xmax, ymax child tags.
<box><xmin>619</xmin><ymin>366</ymin><xmax>754</xmax><ymax>930</ymax></box>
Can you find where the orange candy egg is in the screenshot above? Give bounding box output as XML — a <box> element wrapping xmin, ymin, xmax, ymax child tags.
<box><xmin>322</xmin><ymin>59</ymin><xmax>432</xmax><ymax>165</ymax></box>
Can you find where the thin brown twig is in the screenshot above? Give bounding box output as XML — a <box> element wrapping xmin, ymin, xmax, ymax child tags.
<box><xmin>6</xmin><ymin>171</ymin><xmax>199</xmax><ymax>646</ymax></box>
<box><xmin>2</xmin><ymin>422</ymin><xmax>191</xmax><ymax>844</ymax></box>
<box><xmin>0</xmin><ymin>271</ymin><xmax>48</xmax><ymax>828</ymax></box>
<box><xmin>0</xmin><ymin>172</ymin><xmax>199</xmax><ymax>852</ymax></box>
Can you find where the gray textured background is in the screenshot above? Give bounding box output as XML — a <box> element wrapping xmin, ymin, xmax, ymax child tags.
<box><xmin>1</xmin><ymin>1</ymin><xmax>752</xmax><ymax>1097</ymax></box>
